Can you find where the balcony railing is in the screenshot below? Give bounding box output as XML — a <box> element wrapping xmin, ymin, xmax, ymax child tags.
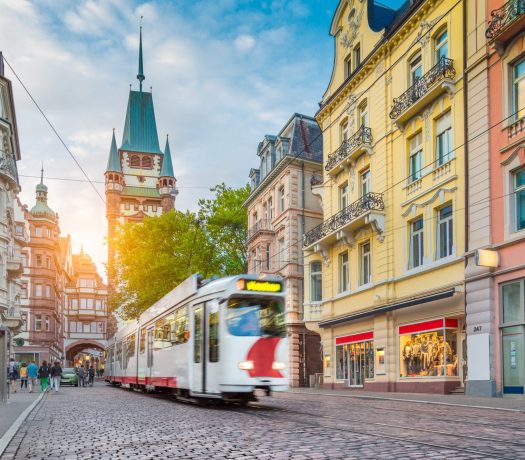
<box><xmin>247</xmin><ymin>219</ymin><xmax>274</xmax><ymax>240</ymax></box>
<box><xmin>0</xmin><ymin>153</ymin><xmax>18</xmax><ymax>185</ymax></box>
<box><xmin>303</xmin><ymin>192</ymin><xmax>384</xmax><ymax>247</ymax></box>
<box><xmin>389</xmin><ymin>57</ymin><xmax>456</xmax><ymax>120</ymax></box>
<box><xmin>310</xmin><ymin>175</ymin><xmax>323</xmax><ymax>187</ymax></box>
<box><xmin>486</xmin><ymin>0</ymin><xmax>525</xmax><ymax>40</ymax></box>
<box><xmin>325</xmin><ymin>126</ymin><xmax>373</xmax><ymax>172</ymax></box>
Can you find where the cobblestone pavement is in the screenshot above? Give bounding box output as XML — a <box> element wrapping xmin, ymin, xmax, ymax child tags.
<box><xmin>3</xmin><ymin>382</ymin><xmax>525</xmax><ymax>459</ymax></box>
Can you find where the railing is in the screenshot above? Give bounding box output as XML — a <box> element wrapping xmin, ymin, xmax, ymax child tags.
<box><xmin>247</xmin><ymin>219</ymin><xmax>274</xmax><ymax>240</ymax></box>
<box><xmin>5</xmin><ymin>305</ymin><xmax>21</xmax><ymax>318</ymax></box>
<box><xmin>0</xmin><ymin>153</ymin><xmax>18</xmax><ymax>183</ymax></box>
<box><xmin>310</xmin><ymin>175</ymin><xmax>323</xmax><ymax>187</ymax></box>
<box><xmin>389</xmin><ymin>57</ymin><xmax>456</xmax><ymax>120</ymax></box>
<box><xmin>303</xmin><ymin>192</ymin><xmax>384</xmax><ymax>247</ymax></box>
<box><xmin>508</xmin><ymin>116</ymin><xmax>525</xmax><ymax>139</ymax></box>
<box><xmin>486</xmin><ymin>0</ymin><xmax>525</xmax><ymax>40</ymax></box>
<box><xmin>325</xmin><ymin>126</ymin><xmax>373</xmax><ymax>172</ymax></box>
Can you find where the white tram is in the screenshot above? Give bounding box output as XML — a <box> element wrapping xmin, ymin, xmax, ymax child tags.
<box><xmin>105</xmin><ymin>274</ymin><xmax>288</xmax><ymax>402</ymax></box>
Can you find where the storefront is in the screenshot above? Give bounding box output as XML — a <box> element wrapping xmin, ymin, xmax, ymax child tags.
<box><xmin>335</xmin><ymin>332</ymin><xmax>374</xmax><ymax>387</ymax></box>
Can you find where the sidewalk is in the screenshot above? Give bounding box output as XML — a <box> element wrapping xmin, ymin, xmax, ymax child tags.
<box><xmin>289</xmin><ymin>387</ymin><xmax>525</xmax><ymax>411</ymax></box>
<box><xmin>0</xmin><ymin>390</ymin><xmax>43</xmax><ymax>456</ymax></box>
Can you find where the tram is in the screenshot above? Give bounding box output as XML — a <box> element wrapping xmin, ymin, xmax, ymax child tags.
<box><xmin>105</xmin><ymin>274</ymin><xmax>288</xmax><ymax>402</ymax></box>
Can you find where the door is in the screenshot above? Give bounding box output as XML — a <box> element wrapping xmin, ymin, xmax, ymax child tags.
<box><xmin>347</xmin><ymin>343</ymin><xmax>365</xmax><ymax>387</ymax></box>
<box><xmin>192</xmin><ymin>304</ymin><xmax>204</xmax><ymax>392</ymax></box>
<box><xmin>502</xmin><ymin>326</ymin><xmax>524</xmax><ymax>395</ymax></box>
<box><xmin>206</xmin><ymin>300</ymin><xmax>221</xmax><ymax>394</ymax></box>
<box><xmin>146</xmin><ymin>328</ymin><xmax>154</xmax><ymax>385</ymax></box>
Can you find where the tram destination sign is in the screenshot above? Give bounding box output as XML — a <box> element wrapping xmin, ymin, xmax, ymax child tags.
<box><xmin>237</xmin><ymin>279</ymin><xmax>282</xmax><ymax>293</ymax></box>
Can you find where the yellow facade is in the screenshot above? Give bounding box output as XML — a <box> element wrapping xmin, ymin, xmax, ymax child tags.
<box><xmin>304</xmin><ymin>0</ymin><xmax>466</xmax><ymax>393</ymax></box>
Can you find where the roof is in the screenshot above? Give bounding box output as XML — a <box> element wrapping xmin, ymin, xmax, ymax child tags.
<box><xmin>121</xmin><ymin>186</ymin><xmax>160</xmax><ymax>198</ymax></box>
<box><xmin>106</xmin><ymin>130</ymin><xmax>121</xmax><ymax>173</ymax></box>
<box><xmin>120</xmin><ymin>90</ymin><xmax>162</xmax><ymax>155</ymax></box>
<box><xmin>160</xmin><ymin>137</ymin><xmax>175</xmax><ymax>177</ymax></box>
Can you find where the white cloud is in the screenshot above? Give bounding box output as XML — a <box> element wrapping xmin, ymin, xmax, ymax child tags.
<box><xmin>234</xmin><ymin>34</ymin><xmax>256</xmax><ymax>52</ymax></box>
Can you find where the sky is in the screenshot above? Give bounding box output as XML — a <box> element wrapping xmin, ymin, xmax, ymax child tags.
<box><xmin>0</xmin><ymin>0</ymin><xmax>347</xmax><ymax>277</ymax></box>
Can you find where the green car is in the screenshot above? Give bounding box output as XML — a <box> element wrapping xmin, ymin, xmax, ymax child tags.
<box><xmin>60</xmin><ymin>368</ymin><xmax>79</xmax><ymax>386</ymax></box>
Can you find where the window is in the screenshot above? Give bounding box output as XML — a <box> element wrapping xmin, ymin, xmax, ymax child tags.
<box><xmin>70</xmin><ymin>321</ymin><xmax>77</xmax><ymax>333</ymax></box>
<box><xmin>435</xmin><ymin>29</ymin><xmax>448</xmax><ymax>62</ymax></box>
<box><xmin>251</xmin><ymin>250</ymin><xmax>257</xmax><ymax>273</ymax></box>
<box><xmin>35</xmin><ymin>314</ymin><xmax>42</xmax><ymax>331</ymax></box>
<box><xmin>344</xmin><ymin>54</ymin><xmax>352</xmax><ymax>78</ymax></box>
<box><xmin>410</xmin><ymin>218</ymin><xmax>424</xmax><ymax>268</ymax></box>
<box><xmin>341</xmin><ymin>120</ymin><xmax>349</xmax><ymax>143</ymax></box>
<box><xmin>96</xmin><ymin>300</ymin><xmax>104</xmax><ymax>310</ymax></box>
<box><xmin>36</xmin><ymin>254</ymin><xmax>42</xmax><ymax>267</ymax></box>
<box><xmin>358</xmin><ymin>101</ymin><xmax>368</xmax><ymax>128</ymax></box>
<box><xmin>209</xmin><ymin>304</ymin><xmax>219</xmax><ymax>363</ymax></box>
<box><xmin>35</xmin><ymin>284</ymin><xmax>42</xmax><ymax>297</ymax></box>
<box><xmin>172</xmin><ymin>306</ymin><xmax>189</xmax><ymax>344</ymax></box>
<box><xmin>46</xmin><ymin>257</ymin><xmax>51</xmax><ymax>269</ymax></box>
<box><xmin>80</xmin><ymin>298</ymin><xmax>94</xmax><ymax>309</ymax></box>
<box><xmin>15</xmin><ymin>224</ymin><xmax>23</xmax><ymax>235</ymax></box>
<box><xmin>279</xmin><ymin>187</ymin><xmax>285</xmax><ymax>212</ymax></box>
<box><xmin>410</xmin><ymin>54</ymin><xmax>422</xmax><ymax>85</ymax></box>
<box><xmin>83</xmin><ymin>322</ymin><xmax>90</xmax><ymax>333</ymax></box>
<box><xmin>194</xmin><ymin>306</ymin><xmax>202</xmax><ymax>363</ymax></box>
<box><xmin>97</xmin><ymin>322</ymin><xmax>105</xmax><ymax>333</ymax></box>
<box><xmin>265</xmin><ymin>244</ymin><xmax>271</xmax><ymax>271</ymax></box>
<box><xmin>336</xmin><ymin>340</ymin><xmax>374</xmax><ymax>383</ymax></box>
<box><xmin>279</xmin><ymin>238</ymin><xmax>285</xmax><ymax>268</ymax></box>
<box><xmin>501</xmin><ymin>281</ymin><xmax>523</xmax><ymax>324</ymax></box>
<box><xmin>71</xmin><ymin>298</ymin><xmax>78</xmax><ymax>310</ymax></box>
<box><xmin>124</xmin><ymin>203</ymin><xmax>130</xmax><ymax>211</ymax></box>
<box><xmin>310</xmin><ymin>261</ymin><xmax>322</xmax><ymax>302</ymax></box>
<box><xmin>436</xmin><ymin>112</ymin><xmax>452</xmax><ymax>166</ymax></box>
<box><xmin>152</xmin><ymin>205</ymin><xmax>158</xmax><ymax>213</ymax></box>
<box><xmin>35</xmin><ymin>227</ymin><xmax>42</xmax><ymax>237</ymax></box>
<box><xmin>437</xmin><ymin>205</ymin><xmax>453</xmax><ymax>259</ymax></box>
<box><xmin>45</xmin><ymin>285</ymin><xmax>51</xmax><ymax>298</ymax></box>
<box><xmin>79</xmin><ymin>279</ymin><xmax>95</xmax><ymax>288</ymax></box>
<box><xmin>513</xmin><ymin>58</ymin><xmax>525</xmax><ymax>120</ymax></box>
<box><xmin>139</xmin><ymin>329</ymin><xmax>147</xmax><ymax>354</ymax></box>
<box><xmin>514</xmin><ymin>167</ymin><xmax>525</xmax><ymax>231</ymax></box>
<box><xmin>353</xmin><ymin>44</ymin><xmax>361</xmax><ymax>69</ymax></box>
<box><xmin>154</xmin><ymin>314</ymin><xmax>173</xmax><ymax>349</ymax></box>
<box><xmin>21</xmin><ymin>313</ymin><xmax>27</xmax><ymax>332</ymax></box>
<box><xmin>340</xmin><ymin>183</ymin><xmax>349</xmax><ymax>210</ymax></box>
<box><xmin>360</xmin><ymin>169</ymin><xmax>370</xmax><ymax>197</ymax></box>
<box><xmin>409</xmin><ymin>132</ymin><xmax>423</xmax><ymax>182</ymax></box>
<box><xmin>226</xmin><ymin>297</ymin><xmax>285</xmax><ymax>337</ymax></box>
<box><xmin>91</xmin><ymin>322</ymin><xmax>97</xmax><ymax>333</ymax></box>
<box><xmin>45</xmin><ymin>316</ymin><xmax>50</xmax><ymax>331</ymax></box>
<box><xmin>360</xmin><ymin>241</ymin><xmax>371</xmax><ymax>286</ymax></box>
<box><xmin>263</xmin><ymin>203</ymin><xmax>268</xmax><ymax>223</ymax></box>
<box><xmin>252</xmin><ymin>211</ymin><xmax>258</xmax><ymax>227</ymax></box>
<box><xmin>339</xmin><ymin>252</ymin><xmax>349</xmax><ymax>293</ymax></box>
<box><xmin>46</xmin><ymin>228</ymin><xmax>51</xmax><ymax>238</ymax></box>
<box><xmin>268</xmin><ymin>197</ymin><xmax>273</xmax><ymax>220</ymax></box>
<box><xmin>130</xmin><ymin>155</ymin><xmax>140</xmax><ymax>168</ymax></box>
<box><xmin>142</xmin><ymin>157</ymin><xmax>152</xmax><ymax>169</ymax></box>
<box><xmin>256</xmin><ymin>247</ymin><xmax>261</xmax><ymax>272</ymax></box>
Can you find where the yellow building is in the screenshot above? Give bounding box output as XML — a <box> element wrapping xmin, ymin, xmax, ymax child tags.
<box><xmin>304</xmin><ymin>0</ymin><xmax>466</xmax><ymax>394</ymax></box>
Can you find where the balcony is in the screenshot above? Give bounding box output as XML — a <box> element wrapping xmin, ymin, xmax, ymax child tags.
<box><xmin>2</xmin><ymin>304</ymin><xmax>24</xmax><ymax>330</ymax></box>
<box><xmin>303</xmin><ymin>192</ymin><xmax>385</xmax><ymax>251</ymax></box>
<box><xmin>310</xmin><ymin>175</ymin><xmax>323</xmax><ymax>187</ymax></box>
<box><xmin>486</xmin><ymin>0</ymin><xmax>525</xmax><ymax>45</ymax></box>
<box><xmin>389</xmin><ymin>57</ymin><xmax>456</xmax><ymax>126</ymax></box>
<box><xmin>247</xmin><ymin>219</ymin><xmax>274</xmax><ymax>243</ymax></box>
<box><xmin>0</xmin><ymin>153</ymin><xmax>18</xmax><ymax>187</ymax></box>
<box><xmin>6</xmin><ymin>257</ymin><xmax>23</xmax><ymax>278</ymax></box>
<box><xmin>325</xmin><ymin>126</ymin><xmax>373</xmax><ymax>176</ymax></box>
<box><xmin>508</xmin><ymin>116</ymin><xmax>525</xmax><ymax>139</ymax></box>
<box><xmin>303</xmin><ymin>303</ymin><xmax>324</xmax><ymax>322</ymax></box>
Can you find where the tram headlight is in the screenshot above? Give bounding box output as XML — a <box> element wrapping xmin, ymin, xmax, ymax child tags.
<box><xmin>272</xmin><ymin>362</ymin><xmax>285</xmax><ymax>370</ymax></box>
<box><xmin>238</xmin><ymin>361</ymin><xmax>254</xmax><ymax>370</ymax></box>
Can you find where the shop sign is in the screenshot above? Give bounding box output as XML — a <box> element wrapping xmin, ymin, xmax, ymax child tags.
<box><xmin>336</xmin><ymin>331</ymin><xmax>374</xmax><ymax>345</ymax></box>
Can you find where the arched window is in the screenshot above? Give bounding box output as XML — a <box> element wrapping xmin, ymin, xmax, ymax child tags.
<box><xmin>130</xmin><ymin>155</ymin><xmax>140</xmax><ymax>168</ymax></box>
<box><xmin>142</xmin><ymin>156</ymin><xmax>152</xmax><ymax>169</ymax></box>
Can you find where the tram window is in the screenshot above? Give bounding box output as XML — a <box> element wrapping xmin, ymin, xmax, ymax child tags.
<box><xmin>194</xmin><ymin>307</ymin><xmax>202</xmax><ymax>363</ymax></box>
<box><xmin>209</xmin><ymin>309</ymin><xmax>219</xmax><ymax>363</ymax></box>
<box><xmin>227</xmin><ymin>297</ymin><xmax>286</xmax><ymax>337</ymax></box>
<box><xmin>127</xmin><ymin>334</ymin><xmax>136</xmax><ymax>358</ymax></box>
<box><xmin>154</xmin><ymin>314</ymin><xmax>173</xmax><ymax>349</ymax></box>
<box><xmin>139</xmin><ymin>329</ymin><xmax>146</xmax><ymax>354</ymax></box>
<box><xmin>116</xmin><ymin>342</ymin><xmax>122</xmax><ymax>367</ymax></box>
<box><xmin>172</xmin><ymin>307</ymin><xmax>189</xmax><ymax>345</ymax></box>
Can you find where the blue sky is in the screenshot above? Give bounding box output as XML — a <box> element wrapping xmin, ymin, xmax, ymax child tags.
<box><xmin>0</xmin><ymin>0</ymin><xmax>357</xmax><ymax>271</ymax></box>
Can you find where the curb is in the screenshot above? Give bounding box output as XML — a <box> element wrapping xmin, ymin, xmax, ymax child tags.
<box><xmin>0</xmin><ymin>392</ymin><xmax>45</xmax><ymax>457</ymax></box>
<box><xmin>289</xmin><ymin>390</ymin><xmax>525</xmax><ymax>413</ymax></box>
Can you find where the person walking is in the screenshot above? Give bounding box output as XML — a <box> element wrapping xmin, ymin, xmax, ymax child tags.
<box><xmin>27</xmin><ymin>360</ymin><xmax>38</xmax><ymax>393</ymax></box>
<box><xmin>78</xmin><ymin>366</ymin><xmax>85</xmax><ymax>387</ymax></box>
<box><xmin>38</xmin><ymin>360</ymin><xmax>50</xmax><ymax>392</ymax></box>
<box><xmin>7</xmin><ymin>358</ymin><xmax>19</xmax><ymax>393</ymax></box>
<box><xmin>50</xmin><ymin>361</ymin><xmax>62</xmax><ymax>393</ymax></box>
<box><xmin>19</xmin><ymin>363</ymin><xmax>28</xmax><ymax>390</ymax></box>
<box><xmin>88</xmin><ymin>366</ymin><xmax>95</xmax><ymax>387</ymax></box>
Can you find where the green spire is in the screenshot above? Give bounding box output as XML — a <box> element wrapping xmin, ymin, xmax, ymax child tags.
<box><xmin>137</xmin><ymin>18</ymin><xmax>145</xmax><ymax>92</ymax></box>
<box><xmin>161</xmin><ymin>136</ymin><xmax>175</xmax><ymax>177</ymax></box>
<box><xmin>106</xmin><ymin>129</ymin><xmax>121</xmax><ymax>172</ymax></box>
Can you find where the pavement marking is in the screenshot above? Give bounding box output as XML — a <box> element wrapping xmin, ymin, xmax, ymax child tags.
<box><xmin>0</xmin><ymin>392</ymin><xmax>45</xmax><ymax>457</ymax></box>
<box><xmin>290</xmin><ymin>390</ymin><xmax>525</xmax><ymax>413</ymax></box>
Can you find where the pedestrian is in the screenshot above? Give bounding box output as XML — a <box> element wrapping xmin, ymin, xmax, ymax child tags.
<box><xmin>7</xmin><ymin>357</ymin><xmax>19</xmax><ymax>393</ymax></box>
<box><xmin>78</xmin><ymin>366</ymin><xmax>85</xmax><ymax>387</ymax></box>
<box><xmin>27</xmin><ymin>360</ymin><xmax>38</xmax><ymax>393</ymax></box>
<box><xmin>88</xmin><ymin>366</ymin><xmax>95</xmax><ymax>387</ymax></box>
<box><xmin>50</xmin><ymin>361</ymin><xmax>62</xmax><ymax>393</ymax></box>
<box><xmin>38</xmin><ymin>360</ymin><xmax>50</xmax><ymax>392</ymax></box>
<box><xmin>19</xmin><ymin>363</ymin><xmax>28</xmax><ymax>390</ymax></box>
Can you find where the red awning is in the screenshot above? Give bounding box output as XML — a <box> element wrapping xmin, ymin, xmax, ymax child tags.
<box><xmin>399</xmin><ymin>318</ymin><xmax>458</xmax><ymax>335</ymax></box>
<box><xmin>336</xmin><ymin>331</ymin><xmax>374</xmax><ymax>345</ymax></box>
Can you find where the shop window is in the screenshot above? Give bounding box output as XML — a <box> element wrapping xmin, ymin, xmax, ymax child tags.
<box><xmin>310</xmin><ymin>261</ymin><xmax>322</xmax><ymax>302</ymax></box>
<box><xmin>336</xmin><ymin>333</ymin><xmax>374</xmax><ymax>385</ymax></box>
<box><xmin>338</xmin><ymin>252</ymin><xmax>349</xmax><ymax>293</ymax></box>
<box><xmin>339</xmin><ymin>182</ymin><xmax>349</xmax><ymax>210</ymax></box>
<box><xmin>513</xmin><ymin>167</ymin><xmax>525</xmax><ymax>231</ymax></box>
<box><xmin>399</xmin><ymin>319</ymin><xmax>458</xmax><ymax>378</ymax></box>
<box><xmin>409</xmin><ymin>217</ymin><xmax>424</xmax><ymax>268</ymax></box>
<box><xmin>435</xmin><ymin>111</ymin><xmax>452</xmax><ymax>166</ymax></box>
<box><xmin>501</xmin><ymin>280</ymin><xmax>524</xmax><ymax>324</ymax></box>
<box><xmin>359</xmin><ymin>241</ymin><xmax>371</xmax><ymax>286</ymax></box>
<box><xmin>408</xmin><ymin>132</ymin><xmax>423</xmax><ymax>182</ymax></box>
<box><xmin>434</xmin><ymin>29</ymin><xmax>448</xmax><ymax>63</ymax></box>
<box><xmin>436</xmin><ymin>204</ymin><xmax>453</xmax><ymax>259</ymax></box>
<box><xmin>512</xmin><ymin>57</ymin><xmax>525</xmax><ymax>121</ymax></box>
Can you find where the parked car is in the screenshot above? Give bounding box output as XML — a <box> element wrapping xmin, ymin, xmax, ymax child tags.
<box><xmin>60</xmin><ymin>368</ymin><xmax>79</xmax><ymax>386</ymax></box>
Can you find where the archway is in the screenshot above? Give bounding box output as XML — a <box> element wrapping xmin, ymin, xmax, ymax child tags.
<box><xmin>65</xmin><ymin>340</ymin><xmax>106</xmax><ymax>375</ymax></box>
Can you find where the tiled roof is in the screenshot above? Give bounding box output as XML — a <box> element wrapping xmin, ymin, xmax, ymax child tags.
<box><xmin>121</xmin><ymin>186</ymin><xmax>160</xmax><ymax>198</ymax></box>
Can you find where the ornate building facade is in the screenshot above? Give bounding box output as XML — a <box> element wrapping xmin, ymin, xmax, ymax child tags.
<box><xmin>304</xmin><ymin>0</ymin><xmax>466</xmax><ymax>394</ymax></box>
<box><xmin>245</xmin><ymin>113</ymin><xmax>324</xmax><ymax>387</ymax></box>
<box><xmin>105</xmin><ymin>27</ymin><xmax>177</xmax><ymax>287</ymax></box>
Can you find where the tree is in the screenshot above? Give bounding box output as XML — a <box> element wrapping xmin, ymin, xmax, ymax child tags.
<box><xmin>110</xmin><ymin>210</ymin><xmax>217</xmax><ymax>320</ymax></box>
<box><xmin>198</xmin><ymin>183</ymin><xmax>250</xmax><ymax>274</ymax></box>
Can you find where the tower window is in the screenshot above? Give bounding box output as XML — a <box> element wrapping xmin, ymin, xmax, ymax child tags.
<box><xmin>142</xmin><ymin>157</ymin><xmax>152</xmax><ymax>169</ymax></box>
<box><xmin>130</xmin><ymin>155</ymin><xmax>141</xmax><ymax>168</ymax></box>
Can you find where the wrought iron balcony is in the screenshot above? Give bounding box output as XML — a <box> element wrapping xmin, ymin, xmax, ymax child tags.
<box><xmin>486</xmin><ymin>0</ymin><xmax>525</xmax><ymax>41</ymax></box>
<box><xmin>389</xmin><ymin>57</ymin><xmax>456</xmax><ymax>123</ymax></box>
<box><xmin>310</xmin><ymin>175</ymin><xmax>323</xmax><ymax>187</ymax></box>
<box><xmin>0</xmin><ymin>153</ymin><xmax>19</xmax><ymax>186</ymax></box>
<box><xmin>325</xmin><ymin>126</ymin><xmax>373</xmax><ymax>174</ymax></box>
<box><xmin>303</xmin><ymin>192</ymin><xmax>384</xmax><ymax>248</ymax></box>
<box><xmin>247</xmin><ymin>219</ymin><xmax>274</xmax><ymax>241</ymax></box>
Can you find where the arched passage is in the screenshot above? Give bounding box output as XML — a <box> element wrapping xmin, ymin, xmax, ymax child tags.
<box><xmin>65</xmin><ymin>340</ymin><xmax>106</xmax><ymax>370</ymax></box>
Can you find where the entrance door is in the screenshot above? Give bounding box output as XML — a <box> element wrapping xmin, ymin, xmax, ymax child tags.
<box><xmin>146</xmin><ymin>328</ymin><xmax>154</xmax><ymax>385</ymax></box>
<box><xmin>347</xmin><ymin>343</ymin><xmax>365</xmax><ymax>387</ymax></box>
<box><xmin>192</xmin><ymin>304</ymin><xmax>204</xmax><ymax>393</ymax></box>
<box><xmin>502</xmin><ymin>326</ymin><xmax>524</xmax><ymax>395</ymax></box>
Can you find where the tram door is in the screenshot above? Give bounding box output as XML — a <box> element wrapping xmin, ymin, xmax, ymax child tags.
<box><xmin>192</xmin><ymin>304</ymin><xmax>204</xmax><ymax>393</ymax></box>
<box><xmin>146</xmin><ymin>328</ymin><xmax>154</xmax><ymax>385</ymax></box>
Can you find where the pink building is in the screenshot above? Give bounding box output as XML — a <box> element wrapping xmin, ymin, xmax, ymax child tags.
<box><xmin>244</xmin><ymin>113</ymin><xmax>324</xmax><ymax>387</ymax></box>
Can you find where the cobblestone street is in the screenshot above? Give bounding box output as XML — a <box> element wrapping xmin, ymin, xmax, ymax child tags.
<box><xmin>3</xmin><ymin>383</ymin><xmax>525</xmax><ymax>459</ymax></box>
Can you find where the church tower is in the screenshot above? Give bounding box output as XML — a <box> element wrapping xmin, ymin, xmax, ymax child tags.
<box><xmin>105</xmin><ymin>24</ymin><xmax>177</xmax><ymax>286</ymax></box>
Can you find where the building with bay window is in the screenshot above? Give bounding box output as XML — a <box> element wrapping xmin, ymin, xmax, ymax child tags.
<box><xmin>303</xmin><ymin>0</ymin><xmax>466</xmax><ymax>394</ymax></box>
<box><xmin>244</xmin><ymin>113</ymin><xmax>324</xmax><ymax>387</ymax></box>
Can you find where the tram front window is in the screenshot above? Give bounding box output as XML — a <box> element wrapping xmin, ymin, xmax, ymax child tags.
<box><xmin>227</xmin><ymin>297</ymin><xmax>285</xmax><ymax>337</ymax></box>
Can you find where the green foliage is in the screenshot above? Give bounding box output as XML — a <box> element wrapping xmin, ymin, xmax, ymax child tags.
<box><xmin>110</xmin><ymin>184</ymin><xmax>250</xmax><ymax>320</ymax></box>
